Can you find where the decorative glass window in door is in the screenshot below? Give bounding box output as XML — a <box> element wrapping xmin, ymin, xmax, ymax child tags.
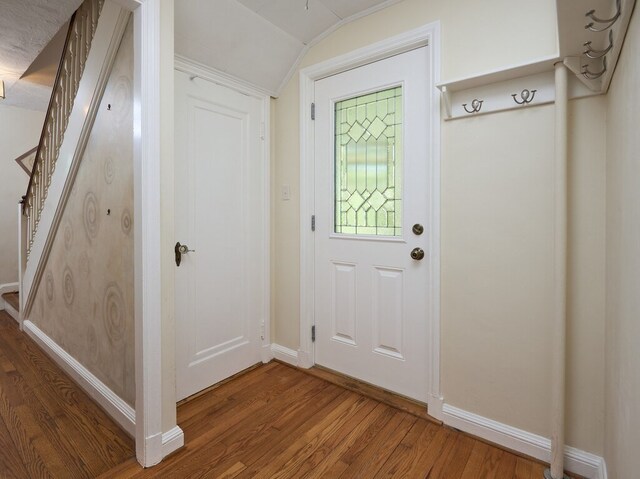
<box><xmin>334</xmin><ymin>86</ymin><xmax>403</xmax><ymax>236</ymax></box>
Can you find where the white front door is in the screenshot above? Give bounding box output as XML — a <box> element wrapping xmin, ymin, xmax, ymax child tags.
<box><xmin>314</xmin><ymin>47</ymin><xmax>431</xmax><ymax>402</ymax></box>
<box><xmin>174</xmin><ymin>70</ymin><xmax>266</xmax><ymax>401</ymax></box>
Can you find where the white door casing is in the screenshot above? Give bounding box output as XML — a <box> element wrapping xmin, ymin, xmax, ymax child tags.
<box><xmin>174</xmin><ymin>68</ymin><xmax>268</xmax><ymax>401</ymax></box>
<box><xmin>314</xmin><ymin>47</ymin><xmax>429</xmax><ymax>402</ymax></box>
<box><xmin>299</xmin><ymin>24</ymin><xmax>441</xmax><ymax>411</ymax></box>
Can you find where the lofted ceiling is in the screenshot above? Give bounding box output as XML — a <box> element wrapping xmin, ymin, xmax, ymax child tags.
<box><xmin>0</xmin><ymin>0</ymin><xmax>398</xmax><ymax>109</ymax></box>
<box><xmin>0</xmin><ymin>0</ymin><xmax>81</xmax><ymax>110</ymax></box>
<box><xmin>175</xmin><ymin>0</ymin><xmax>400</xmax><ymax>96</ymax></box>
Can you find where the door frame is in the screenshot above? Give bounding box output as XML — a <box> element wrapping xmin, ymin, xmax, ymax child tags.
<box><xmin>173</xmin><ymin>54</ymin><xmax>273</xmax><ymax>377</ymax></box>
<box><xmin>298</xmin><ymin>22</ymin><xmax>442</xmax><ymax>414</ymax></box>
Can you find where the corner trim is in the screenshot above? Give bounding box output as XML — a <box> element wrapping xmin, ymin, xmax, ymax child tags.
<box><xmin>161</xmin><ymin>425</ymin><xmax>185</xmax><ymax>457</ymax></box>
<box><xmin>22</xmin><ymin>320</ymin><xmax>136</xmax><ymax>437</ymax></box>
<box><xmin>441</xmin><ymin>403</ymin><xmax>606</xmax><ymax>479</ymax></box>
<box><xmin>271</xmin><ymin>344</ymin><xmax>299</xmax><ymax>367</ymax></box>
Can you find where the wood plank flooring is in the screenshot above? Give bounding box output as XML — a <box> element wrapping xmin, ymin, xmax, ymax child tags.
<box><xmin>0</xmin><ymin>307</ymin><xmax>574</xmax><ymax>478</ymax></box>
<box><xmin>104</xmin><ymin>361</ymin><xmax>565</xmax><ymax>479</ymax></box>
<box><xmin>0</xmin><ymin>311</ymin><xmax>134</xmax><ymax>478</ymax></box>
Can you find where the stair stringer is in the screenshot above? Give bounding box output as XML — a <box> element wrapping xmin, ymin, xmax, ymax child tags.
<box><xmin>22</xmin><ymin>2</ymin><xmax>131</xmax><ymax>317</ymax></box>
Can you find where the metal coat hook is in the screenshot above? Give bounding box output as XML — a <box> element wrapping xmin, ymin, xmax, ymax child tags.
<box><xmin>584</xmin><ymin>30</ymin><xmax>614</xmax><ymax>58</ymax></box>
<box><xmin>585</xmin><ymin>0</ymin><xmax>621</xmax><ymax>32</ymax></box>
<box><xmin>462</xmin><ymin>99</ymin><xmax>483</xmax><ymax>114</ymax></box>
<box><xmin>511</xmin><ymin>89</ymin><xmax>537</xmax><ymax>105</ymax></box>
<box><xmin>582</xmin><ymin>56</ymin><xmax>608</xmax><ymax>80</ymax></box>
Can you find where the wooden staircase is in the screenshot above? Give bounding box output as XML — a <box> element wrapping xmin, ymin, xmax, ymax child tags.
<box><xmin>1</xmin><ymin>291</ymin><xmax>19</xmax><ymax>323</ymax></box>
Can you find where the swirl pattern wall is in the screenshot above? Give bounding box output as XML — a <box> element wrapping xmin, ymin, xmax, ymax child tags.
<box><xmin>29</xmin><ymin>19</ymin><xmax>135</xmax><ymax>406</ymax></box>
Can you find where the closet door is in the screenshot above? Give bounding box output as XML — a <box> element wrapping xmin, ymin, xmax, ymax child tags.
<box><xmin>174</xmin><ymin>70</ymin><xmax>266</xmax><ymax>401</ymax></box>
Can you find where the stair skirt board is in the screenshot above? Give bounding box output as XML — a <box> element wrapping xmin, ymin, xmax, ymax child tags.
<box><xmin>22</xmin><ymin>320</ymin><xmax>136</xmax><ymax>437</ymax></box>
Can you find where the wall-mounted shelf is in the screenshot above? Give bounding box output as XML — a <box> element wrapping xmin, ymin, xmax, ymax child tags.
<box><xmin>437</xmin><ymin>0</ymin><xmax>636</xmax><ymax>120</ymax></box>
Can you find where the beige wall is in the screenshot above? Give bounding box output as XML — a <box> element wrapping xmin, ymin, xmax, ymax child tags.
<box><xmin>272</xmin><ymin>0</ymin><xmax>606</xmax><ymax>455</ymax></box>
<box><xmin>604</xmin><ymin>8</ymin><xmax>640</xmax><ymax>478</ymax></box>
<box><xmin>0</xmin><ymin>106</ymin><xmax>45</xmax><ymax>285</ymax></box>
<box><xmin>29</xmin><ymin>20</ymin><xmax>135</xmax><ymax>405</ymax></box>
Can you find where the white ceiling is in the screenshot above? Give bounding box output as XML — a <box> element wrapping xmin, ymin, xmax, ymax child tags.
<box><xmin>0</xmin><ymin>0</ymin><xmax>81</xmax><ymax>110</ymax></box>
<box><xmin>0</xmin><ymin>0</ymin><xmax>397</xmax><ymax>109</ymax></box>
<box><xmin>175</xmin><ymin>0</ymin><xmax>398</xmax><ymax>96</ymax></box>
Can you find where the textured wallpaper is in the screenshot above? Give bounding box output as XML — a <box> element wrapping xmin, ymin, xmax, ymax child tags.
<box><xmin>29</xmin><ymin>19</ymin><xmax>135</xmax><ymax>406</ymax></box>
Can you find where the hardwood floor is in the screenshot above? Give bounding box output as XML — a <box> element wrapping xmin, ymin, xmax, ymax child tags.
<box><xmin>105</xmin><ymin>361</ymin><xmax>564</xmax><ymax>479</ymax></box>
<box><xmin>0</xmin><ymin>308</ymin><xmax>571</xmax><ymax>478</ymax></box>
<box><xmin>0</xmin><ymin>311</ymin><xmax>134</xmax><ymax>478</ymax></box>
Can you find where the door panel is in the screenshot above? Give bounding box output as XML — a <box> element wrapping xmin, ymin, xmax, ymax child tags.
<box><xmin>314</xmin><ymin>47</ymin><xmax>430</xmax><ymax>401</ymax></box>
<box><xmin>175</xmin><ymin>71</ymin><xmax>265</xmax><ymax>401</ymax></box>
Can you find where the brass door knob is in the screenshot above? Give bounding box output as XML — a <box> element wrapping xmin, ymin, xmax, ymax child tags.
<box><xmin>410</xmin><ymin>247</ymin><xmax>425</xmax><ymax>260</ymax></box>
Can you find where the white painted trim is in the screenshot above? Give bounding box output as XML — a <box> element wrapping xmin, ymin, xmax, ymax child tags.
<box><xmin>275</xmin><ymin>0</ymin><xmax>405</xmax><ymax>96</ymax></box>
<box><xmin>22</xmin><ymin>320</ymin><xmax>136</xmax><ymax>437</ymax></box>
<box><xmin>298</xmin><ymin>22</ymin><xmax>442</xmax><ymax>407</ymax></box>
<box><xmin>161</xmin><ymin>425</ymin><xmax>184</xmax><ymax>457</ymax></box>
<box><xmin>175</xmin><ymin>55</ymin><xmax>275</xmax><ymax>98</ymax></box>
<box><xmin>598</xmin><ymin>458</ymin><xmax>608</xmax><ymax>479</ymax></box>
<box><xmin>133</xmin><ymin>0</ymin><xmax>170</xmax><ymax>467</ymax></box>
<box><xmin>22</xmin><ymin>3</ymin><xmax>132</xmax><ymax>316</ymax></box>
<box><xmin>441</xmin><ymin>403</ymin><xmax>606</xmax><ymax>479</ymax></box>
<box><xmin>271</xmin><ymin>344</ymin><xmax>299</xmax><ymax>367</ymax></box>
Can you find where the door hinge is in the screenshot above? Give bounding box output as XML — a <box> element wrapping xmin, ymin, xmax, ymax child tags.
<box><xmin>260</xmin><ymin>121</ymin><xmax>265</xmax><ymax>140</ymax></box>
<box><xmin>311</xmin><ymin>215</ymin><xmax>315</xmax><ymax>231</ymax></box>
<box><xmin>311</xmin><ymin>103</ymin><xmax>315</xmax><ymax>120</ymax></box>
<box><xmin>260</xmin><ymin>320</ymin><xmax>265</xmax><ymax>341</ymax></box>
<box><xmin>311</xmin><ymin>325</ymin><xmax>316</xmax><ymax>342</ymax></box>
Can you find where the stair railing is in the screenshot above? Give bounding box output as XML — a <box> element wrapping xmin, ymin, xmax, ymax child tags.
<box><xmin>22</xmin><ymin>0</ymin><xmax>104</xmax><ymax>257</ymax></box>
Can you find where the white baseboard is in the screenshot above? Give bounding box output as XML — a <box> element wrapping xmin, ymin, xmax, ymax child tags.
<box><xmin>441</xmin><ymin>403</ymin><xmax>606</xmax><ymax>479</ymax></box>
<box><xmin>261</xmin><ymin>343</ymin><xmax>274</xmax><ymax>364</ymax></box>
<box><xmin>297</xmin><ymin>349</ymin><xmax>313</xmax><ymax>369</ymax></box>
<box><xmin>22</xmin><ymin>320</ymin><xmax>136</xmax><ymax>437</ymax></box>
<box><xmin>161</xmin><ymin>425</ymin><xmax>184</xmax><ymax>458</ymax></box>
<box><xmin>598</xmin><ymin>458</ymin><xmax>608</xmax><ymax>479</ymax></box>
<box><xmin>271</xmin><ymin>343</ymin><xmax>299</xmax><ymax>366</ymax></box>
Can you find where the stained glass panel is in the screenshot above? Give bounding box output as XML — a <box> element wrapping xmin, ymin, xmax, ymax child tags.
<box><xmin>334</xmin><ymin>86</ymin><xmax>402</xmax><ymax>236</ymax></box>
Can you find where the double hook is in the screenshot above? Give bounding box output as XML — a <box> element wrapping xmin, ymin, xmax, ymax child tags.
<box><xmin>511</xmin><ymin>89</ymin><xmax>537</xmax><ymax>105</ymax></box>
<box><xmin>462</xmin><ymin>99</ymin><xmax>483</xmax><ymax>114</ymax></box>
<box><xmin>584</xmin><ymin>30</ymin><xmax>614</xmax><ymax>58</ymax></box>
<box><xmin>585</xmin><ymin>0</ymin><xmax>621</xmax><ymax>32</ymax></box>
<box><xmin>582</xmin><ymin>56</ymin><xmax>608</xmax><ymax>80</ymax></box>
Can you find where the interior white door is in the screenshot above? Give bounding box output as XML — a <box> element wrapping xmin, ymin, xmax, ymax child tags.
<box><xmin>175</xmin><ymin>70</ymin><xmax>266</xmax><ymax>401</ymax></box>
<box><xmin>314</xmin><ymin>47</ymin><xmax>431</xmax><ymax>402</ymax></box>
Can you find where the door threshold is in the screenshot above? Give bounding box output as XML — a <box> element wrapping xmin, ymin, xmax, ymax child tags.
<box><xmin>293</xmin><ymin>363</ymin><xmax>441</xmax><ymax>425</ymax></box>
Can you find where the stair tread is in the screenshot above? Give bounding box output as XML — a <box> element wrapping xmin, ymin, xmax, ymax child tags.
<box><xmin>1</xmin><ymin>292</ymin><xmax>19</xmax><ymax>312</ymax></box>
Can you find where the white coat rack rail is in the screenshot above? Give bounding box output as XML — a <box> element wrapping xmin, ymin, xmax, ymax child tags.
<box><xmin>438</xmin><ymin>0</ymin><xmax>636</xmax><ymax>120</ymax></box>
